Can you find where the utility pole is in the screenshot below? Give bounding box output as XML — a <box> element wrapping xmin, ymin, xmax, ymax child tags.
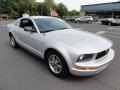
<box><xmin>112</xmin><ymin>10</ymin><xmax>114</xmax><ymax>18</ymax></box>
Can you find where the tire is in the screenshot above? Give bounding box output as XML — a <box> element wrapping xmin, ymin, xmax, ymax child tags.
<box><xmin>88</xmin><ymin>20</ymin><xmax>92</xmax><ymax>24</ymax></box>
<box><xmin>101</xmin><ymin>22</ymin><xmax>103</xmax><ymax>25</ymax></box>
<box><xmin>76</xmin><ymin>20</ymin><xmax>80</xmax><ymax>23</ymax></box>
<box><xmin>9</xmin><ymin>34</ymin><xmax>19</xmax><ymax>48</ymax></box>
<box><xmin>108</xmin><ymin>22</ymin><xmax>112</xmax><ymax>26</ymax></box>
<box><xmin>101</xmin><ymin>21</ymin><xmax>105</xmax><ymax>25</ymax></box>
<box><xmin>46</xmin><ymin>50</ymin><xmax>69</xmax><ymax>77</ymax></box>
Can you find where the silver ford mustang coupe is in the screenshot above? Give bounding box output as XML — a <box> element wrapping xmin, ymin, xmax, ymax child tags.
<box><xmin>7</xmin><ymin>16</ymin><xmax>114</xmax><ymax>77</ymax></box>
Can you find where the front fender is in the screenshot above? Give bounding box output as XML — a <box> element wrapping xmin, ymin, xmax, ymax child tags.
<box><xmin>45</xmin><ymin>45</ymin><xmax>73</xmax><ymax>70</ymax></box>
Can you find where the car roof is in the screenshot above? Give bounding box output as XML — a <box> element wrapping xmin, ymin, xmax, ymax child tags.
<box><xmin>18</xmin><ymin>16</ymin><xmax>55</xmax><ymax>20</ymax></box>
<box><xmin>31</xmin><ymin>16</ymin><xmax>54</xmax><ymax>19</ymax></box>
<box><xmin>82</xmin><ymin>16</ymin><xmax>91</xmax><ymax>17</ymax></box>
<box><xmin>24</xmin><ymin>16</ymin><xmax>54</xmax><ymax>19</ymax></box>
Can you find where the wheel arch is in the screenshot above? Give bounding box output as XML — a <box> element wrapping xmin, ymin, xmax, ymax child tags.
<box><xmin>44</xmin><ymin>47</ymin><xmax>72</xmax><ymax>70</ymax></box>
<box><xmin>9</xmin><ymin>32</ymin><xmax>13</xmax><ymax>37</ymax></box>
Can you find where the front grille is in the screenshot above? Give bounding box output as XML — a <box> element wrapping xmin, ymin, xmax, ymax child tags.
<box><xmin>96</xmin><ymin>49</ymin><xmax>109</xmax><ymax>60</ymax></box>
<box><xmin>83</xmin><ymin>54</ymin><xmax>94</xmax><ymax>60</ymax></box>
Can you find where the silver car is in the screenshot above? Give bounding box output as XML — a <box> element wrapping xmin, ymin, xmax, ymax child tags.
<box><xmin>101</xmin><ymin>18</ymin><xmax>120</xmax><ymax>26</ymax></box>
<box><xmin>7</xmin><ymin>16</ymin><xmax>114</xmax><ymax>77</ymax></box>
<box><xmin>75</xmin><ymin>16</ymin><xmax>93</xmax><ymax>23</ymax></box>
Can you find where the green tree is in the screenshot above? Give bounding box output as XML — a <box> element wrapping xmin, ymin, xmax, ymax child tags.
<box><xmin>37</xmin><ymin>3</ymin><xmax>49</xmax><ymax>16</ymax></box>
<box><xmin>0</xmin><ymin>7</ymin><xmax>1</xmax><ymax>11</ymax></box>
<box><xmin>69</xmin><ymin>10</ymin><xmax>80</xmax><ymax>16</ymax></box>
<box><xmin>17</xmin><ymin>0</ymin><xmax>37</xmax><ymax>16</ymax></box>
<box><xmin>0</xmin><ymin>0</ymin><xmax>12</xmax><ymax>13</ymax></box>
<box><xmin>10</xmin><ymin>10</ymin><xmax>19</xmax><ymax>19</ymax></box>
<box><xmin>0</xmin><ymin>0</ymin><xmax>79</xmax><ymax>19</ymax></box>
<box><xmin>0</xmin><ymin>0</ymin><xmax>37</xmax><ymax>18</ymax></box>
<box><xmin>44</xmin><ymin>0</ymin><xmax>55</xmax><ymax>15</ymax></box>
<box><xmin>55</xmin><ymin>3</ymin><xmax>68</xmax><ymax>18</ymax></box>
<box><xmin>44</xmin><ymin>0</ymin><xmax>55</xmax><ymax>10</ymax></box>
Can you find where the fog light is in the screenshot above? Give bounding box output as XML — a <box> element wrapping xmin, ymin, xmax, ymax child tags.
<box><xmin>75</xmin><ymin>66</ymin><xmax>95</xmax><ymax>70</ymax></box>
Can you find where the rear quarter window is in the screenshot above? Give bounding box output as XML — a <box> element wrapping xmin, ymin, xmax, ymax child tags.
<box><xmin>13</xmin><ymin>20</ymin><xmax>18</xmax><ymax>26</ymax></box>
<box><xmin>84</xmin><ymin>16</ymin><xmax>91</xmax><ymax>18</ymax></box>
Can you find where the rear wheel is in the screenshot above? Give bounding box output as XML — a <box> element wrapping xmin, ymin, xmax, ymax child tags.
<box><xmin>88</xmin><ymin>20</ymin><xmax>92</xmax><ymax>24</ymax></box>
<box><xmin>10</xmin><ymin>35</ymin><xmax>19</xmax><ymax>48</ymax></box>
<box><xmin>108</xmin><ymin>22</ymin><xmax>112</xmax><ymax>26</ymax></box>
<box><xmin>46</xmin><ymin>50</ymin><xmax>69</xmax><ymax>77</ymax></box>
<box><xmin>76</xmin><ymin>20</ymin><xmax>80</xmax><ymax>23</ymax></box>
<box><xmin>101</xmin><ymin>21</ymin><xmax>104</xmax><ymax>25</ymax></box>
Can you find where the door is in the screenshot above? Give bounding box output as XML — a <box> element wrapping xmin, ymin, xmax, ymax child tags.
<box><xmin>82</xmin><ymin>16</ymin><xmax>89</xmax><ymax>22</ymax></box>
<box><xmin>80</xmin><ymin>17</ymin><xmax>86</xmax><ymax>22</ymax></box>
<box><xmin>18</xmin><ymin>18</ymin><xmax>45</xmax><ymax>56</ymax></box>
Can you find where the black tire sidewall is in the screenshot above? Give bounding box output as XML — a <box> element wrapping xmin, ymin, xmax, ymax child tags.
<box><xmin>77</xmin><ymin>20</ymin><xmax>80</xmax><ymax>23</ymax></box>
<box><xmin>108</xmin><ymin>22</ymin><xmax>112</xmax><ymax>26</ymax></box>
<box><xmin>46</xmin><ymin>51</ymin><xmax>69</xmax><ymax>77</ymax></box>
<box><xmin>88</xmin><ymin>20</ymin><xmax>92</xmax><ymax>24</ymax></box>
<box><xmin>10</xmin><ymin>35</ymin><xmax>19</xmax><ymax>48</ymax></box>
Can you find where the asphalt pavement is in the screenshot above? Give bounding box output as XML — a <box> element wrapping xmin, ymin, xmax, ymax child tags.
<box><xmin>0</xmin><ymin>20</ymin><xmax>120</xmax><ymax>90</ymax></box>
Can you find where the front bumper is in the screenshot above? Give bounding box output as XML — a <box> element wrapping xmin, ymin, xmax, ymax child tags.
<box><xmin>110</xmin><ymin>21</ymin><xmax>120</xmax><ymax>24</ymax></box>
<box><xmin>69</xmin><ymin>49</ymin><xmax>114</xmax><ymax>76</ymax></box>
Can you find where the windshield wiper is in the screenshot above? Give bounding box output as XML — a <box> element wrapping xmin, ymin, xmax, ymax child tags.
<box><xmin>41</xmin><ymin>28</ymin><xmax>68</xmax><ymax>33</ymax></box>
<box><xmin>42</xmin><ymin>29</ymin><xmax>56</xmax><ymax>33</ymax></box>
<box><xmin>57</xmin><ymin>28</ymin><xmax>68</xmax><ymax>30</ymax></box>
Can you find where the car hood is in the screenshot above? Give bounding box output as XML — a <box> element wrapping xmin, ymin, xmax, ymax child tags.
<box><xmin>45</xmin><ymin>29</ymin><xmax>112</xmax><ymax>54</ymax></box>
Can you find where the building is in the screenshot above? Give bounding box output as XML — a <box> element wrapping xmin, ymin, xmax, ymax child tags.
<box><xmin>81</xmin><ymin>2</ymin><xmax>120</xmax><ymax>19</ymax></box>
<box><xmin>0</xmin><ymin>14</ymin><xmax>10</xmax><ymax>20</ymax></box>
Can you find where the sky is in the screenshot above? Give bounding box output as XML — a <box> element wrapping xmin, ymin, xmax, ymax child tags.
<box><xmin>36</xmin><ymin>0</ymin><xmax>119</xmax><ymax>11</ymax></box>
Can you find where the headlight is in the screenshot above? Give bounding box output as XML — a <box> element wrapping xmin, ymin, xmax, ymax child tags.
<box><xmin>79</xmin><ymin>55</ymin><xmax>84</xmax><ymax>60</ymax></box>
<box><xmin>77</xmin><ymin>55</ymin><xmax>84</xmax><ymax>62</ymax></box>
<box><xmin>77</xmin><ymin>54</ymin><xmax>94</xmax><ymax>62</ymax></box>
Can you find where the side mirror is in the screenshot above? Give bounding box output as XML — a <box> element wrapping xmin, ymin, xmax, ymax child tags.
<box><xmin>24</xmin><ymin>26</ymin><xmax>36</xmax><ymax>32</ymax></box>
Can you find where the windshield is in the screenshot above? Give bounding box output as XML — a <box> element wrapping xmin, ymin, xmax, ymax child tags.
<box><xmin>34</xmin><ymin>17</ymin><xmax>72</xmax><ymax>33</ymax></box>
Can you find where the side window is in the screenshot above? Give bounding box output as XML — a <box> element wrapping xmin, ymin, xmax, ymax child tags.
<box><xmin>81</xmin><ymin>17</ymin><xmax>84</xmax><ymax>19</ymax></box>
<box><xmin>84</xmin><ymin>17</ymin><xmax>88</xmax><ymax>18</ymax></box>
<box><xmin>19</xmin><ymin>19</ymin><xmax>37</xmax><ymax>32</ymax></box>
<box><xmin>14</xmin><ymin>20</ymin><xmax>18</xmax><ymax>26</ymax></box>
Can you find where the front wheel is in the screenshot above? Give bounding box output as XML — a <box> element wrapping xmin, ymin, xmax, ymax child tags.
<box><xmin>88</xmin><ymin>20</ymin><xmax>92</xmax><ymax>24</ymax></box>
<box><xmin>46</xmin><ymin>51</ymin><xmax>69</xmax><ymax>77</ymax></box>
<box><xmin>76</xmin><ymin>20</ymin><xmax>80</xmax><ymax>23</ymax></box>
<box><xmin>10</xmin><ymin>35</ymin><xmax>19</xmax><ymax>48</ymax></box>
<box><xmin>108</xmin><ymin>22</ymin><xmax>112</xmax><ymax>26</ymax></box>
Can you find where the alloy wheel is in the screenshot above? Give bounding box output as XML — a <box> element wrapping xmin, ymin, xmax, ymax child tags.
<box><xmin>48</xmin><ymin>54</ymin><xmax>62</xmax><ymax>74</ymax></box>
<box><xmin>10</xmin><ymin>36</ymin><xmax>16</xmax><ymax>47</ymax></box>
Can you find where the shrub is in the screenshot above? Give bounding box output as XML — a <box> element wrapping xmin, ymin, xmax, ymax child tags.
<box><xmin>10</xmin><ymin>11</ymin><xmax>19</xmax><ymax>19</ymax></box>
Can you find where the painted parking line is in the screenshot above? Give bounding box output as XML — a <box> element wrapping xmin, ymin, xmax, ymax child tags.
<box><xmin>59</xmin><ymin>27</ymin><xmax>120</xmax><ymax>36</ymax></box>
<box><xmin>77</xmin><ymin>28</ymin><xmax>120</xmax><ymax>36</ymax></box>
<box><xmin>76</xmin><ymin>28</ymin><xmax>100</xmax><ymax>32</ymax></box>
<box><xmin>76</xmin><ymin>28</ymin><xmax>106</xmax><ymax>35</ymax></box>
<box><xmin>0</xmin><ymin>25</ymin><xmax>6</xmax><ymax>28</ymax></box>
<box><xmin>95</xmin><ymin>30</ymin><xmax>120</xmax><ymax>36</ymax></box>
<box><xmin>76</xmin><ymin>28</ymin><xmax>83</xmax><ymax>30</ymax></box>
<box><xmin>108</xmin><ymin>27</ymin><xmax>120</xmax><ymax>30</ymax></box>
<box><xmin>107</xmin><ymin>31</ymin><xmax>120</xmax><ymax>36</ymax></box>
<box><xmin>96</xmin><ymin>31</ymin><xmax>106</xmax><ymax>35</ymax></box>
<box><xmin>104</xmin><ymin>34</ymin><xmax>120</xmax><ymax>38</ymax></box>
<box><xmin>2</xmin><ymin>25</ymin><xmax>6</xmax><ymax>26</ymax></box>
<box><xmin>1</xmin><ymin>25</ymin><xmax>6</xmax><ymax>27</ymax></box>
<box><xmin>0</xmin><ymin>25</ymin><xmax>5</xmax><ymax>26</ymax></box>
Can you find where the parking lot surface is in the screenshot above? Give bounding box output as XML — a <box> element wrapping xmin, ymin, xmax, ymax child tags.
<box><xmin>0</xmin><ymin>21</ymin><xmax>120</xmax><ymax>90</ymax></box>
